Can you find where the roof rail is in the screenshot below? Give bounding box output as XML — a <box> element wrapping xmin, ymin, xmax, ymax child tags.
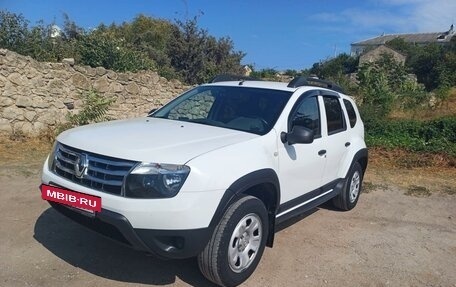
<box><xmin>210</xmin><ymin>74</ymin><xmax>260</xmax><ymax>83</ymax></box>
<box><xmin>287</xmin><ymin>76</ymin><xmax>344</xmax><ymax>93</ymax></box>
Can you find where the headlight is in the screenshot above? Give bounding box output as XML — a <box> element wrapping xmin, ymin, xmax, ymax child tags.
<box><xmin>124</xmin><ymin>163</ymin><xmax>190</xmax><ymax>198</ymax></box>
<box><xmin>47</xmin><ymin>141</ymin><xmax>59</xmax><ymax>172</ymax></box>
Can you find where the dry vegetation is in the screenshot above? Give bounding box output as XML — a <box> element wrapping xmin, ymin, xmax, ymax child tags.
<box><xmin>390</xmin><ymin>87</ymin><xmax>456</xmax><ymax>120</ymax></box>
<box><xmin>0</xmin><ymin>137</ymin><xmax>51</xmax><ymax>177</ymax></box>
<box><xmin>366</xmin><ymin>80</ymin><xmax>456</xmax><ymax>190</ymax></box>
<box><xmin>365</xmin><ymin>148</ymin><xmax>456</xmax><ymax>196</ymax></box>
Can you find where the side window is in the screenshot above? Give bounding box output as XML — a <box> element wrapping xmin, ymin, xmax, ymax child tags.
<box><xmin>343</xmin><ymin>99</ymin><xmax>357</xmax><ymax>128</ymax></box>
<box><xmin>290</xmin><ymin>96</ymin><xmax>321</xmax><ymax>137</ymax></box>
<box><xmin>323</xmin><ymin>96</ymin><xmax>346</xmax><ymax>135</ymax></box>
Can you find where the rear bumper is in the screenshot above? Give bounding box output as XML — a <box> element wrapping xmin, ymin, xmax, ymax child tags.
<box><xmin>49</xmin><ymin>201</ymin><xmax>212</xmax><ymax>259</ymax></box>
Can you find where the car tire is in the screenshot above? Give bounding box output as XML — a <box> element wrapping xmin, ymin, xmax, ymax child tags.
<box><xmin>198</xmin><ymin>195</ymin><xmax>268</xmax><ymax>287</ymax></box>
<box><xmin>333</xmin><ymin>162</ymin><xmax>363</xmax><ymax>211</ymax></box>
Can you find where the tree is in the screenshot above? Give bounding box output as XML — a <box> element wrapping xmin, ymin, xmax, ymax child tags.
<box><xmin>0</xmin><ymin>10</ymin><xmax>245</xmax><ymax>83</ymax></box>
<box><xmin>357</xmin><ymin>53</ymin><xmax>428</xmax><ymax>119</ymax></box>
<box><xmin>168</xmin><ymin>17</ymin><xmax>244</xmax><ymax>84</ymax></box>
<box><xmin>108</xmin><ymin>15</ymin><xmax>175</xmax><ymax>73</ymax></box>
<box><xmin>387</xmin><ymin>38</ymin><xmax>456</xmax><ymax>92</ymax></box>
<box><xmin>77</xmin><ymin>29</ymin><xmax>154</xmax><ymax>72</ymax></box>
<box><xmin>0</xmin><ymin>10</ymin><xmax>29</xmax><ymax>53</ymax></box>
<box><xmin>62</xmin><ymin>13</ymin><xmax>84</xmax><ymax>40</ymax></box>
<box><xmin>249</xmin><ymin>68</ymin><xmax>279</xmax><ymax>80</ymax></box>
<box><xmin>23</xmin><ymin>21</ymin><xmax>55</xmax><ymax>61</ymax></box>
<box><xmin>357</xmin><ymin>61</ymin><xmax>395</xmax><ymax>119</ymax></box>
<box><xmin>309</xmin><ymin>53</ymin><xmax>358</xmax><ymax>79</ymax></box>
<box><xmin>407</xmin><ymin>44</ymin><xmax>444</xmax><ymax>91</ymax></box>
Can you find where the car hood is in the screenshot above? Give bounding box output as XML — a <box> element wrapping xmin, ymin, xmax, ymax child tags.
<box><xmin>57</xmin><ymin>118</ymin><xmax>257</xmax><ymax>164</ymax></box>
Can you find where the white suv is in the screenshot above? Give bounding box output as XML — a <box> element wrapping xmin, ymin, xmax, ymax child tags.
<box><xmin>41</xmin><ymin>76</ymin><xmax>368</xmax><ymax>287</ymax></box>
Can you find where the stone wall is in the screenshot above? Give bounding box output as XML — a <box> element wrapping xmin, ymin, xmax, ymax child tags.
<box><xmin>0</xmin><ymin>49</ymin><xmax>190</xmax><ymax>136</ymax></box>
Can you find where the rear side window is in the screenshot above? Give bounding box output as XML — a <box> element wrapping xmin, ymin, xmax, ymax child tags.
<box><xmin>323</xmin><ymin>96</ymin><xmax>346</xmax><ymax>135</ymax></box>
<box><xmin>343</xmin><ymin>99</ymin><xmax>357</xmax><ymax>128</ymax></box>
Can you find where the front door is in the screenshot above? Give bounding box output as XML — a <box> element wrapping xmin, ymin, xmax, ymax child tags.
<box><xmin>278</xmin><ymin>93</ymin><xmax>327</xmax><ymax>204</ymax></box>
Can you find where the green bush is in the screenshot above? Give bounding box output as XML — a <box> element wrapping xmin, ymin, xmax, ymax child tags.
<box><xmin>57</xmin><ymin>90</ymin><xmax>113</xmax><ymax>134</ymax></box>
<box><xmin>365</xmin><ymin>117</ymin><xmax>456</xmax><ymax>156</ymax></box>
<box><xmin>77</xmin><ymin>32</ymin><xmax>155</xmax><ymax>72</ymax></box>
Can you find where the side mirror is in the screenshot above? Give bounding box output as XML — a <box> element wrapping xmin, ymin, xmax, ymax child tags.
<box><xmin>148</xmin><ymin>108</ymin><xmax>157</xmax><ymax>115</ymax></box>
<box><xmin>280</xmin><ymin>126</ymin><xmax>314</xmax><ymax>145</ymax></box>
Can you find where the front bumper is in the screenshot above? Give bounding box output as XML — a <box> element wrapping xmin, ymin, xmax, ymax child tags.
<box><xmin>41</xmin><ymin>157</ymin><xmax>224</xmax><ymax>258</ymax></box>
<box><xmin>42</xmin><ymin>158</ymin><xmax>224</xmax><ymax>230</ymax></box>
<box><xmin>49</xmin><ymin>201</ymin><xmax>212</xmax><ymax>259</ymax></box>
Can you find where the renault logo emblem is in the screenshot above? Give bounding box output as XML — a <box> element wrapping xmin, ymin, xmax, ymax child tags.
<box><xmin>74</xmin><ymin>153</ymin><xmax>89</xmax><ymax>178</ymax></box>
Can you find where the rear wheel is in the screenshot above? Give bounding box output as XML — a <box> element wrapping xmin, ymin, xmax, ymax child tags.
<box><xmin>333</xmin><ymin>162</ymin><xmax>363</xmax><ymax>211</ymax></box>
<box><xmin>198</xmin><ymin>195</ymin><xmax>268</xmax><ymax>287</ymax></box>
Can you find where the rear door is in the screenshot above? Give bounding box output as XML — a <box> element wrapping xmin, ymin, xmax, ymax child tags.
<box><xmin>320</xmin><ymin>95</ymin><xmax>350</xmax><ymax>184</ymax></box>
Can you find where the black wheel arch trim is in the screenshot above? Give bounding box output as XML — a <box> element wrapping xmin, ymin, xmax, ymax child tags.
<box><xmin>208</xmin><ymin>168</ymin><xmax>281</xmax><ymax>248</ymax></box>
<box><xmin>348</xmin><ymin>148</ymin><xmax>368</xmax><ymax>177</ymax></box>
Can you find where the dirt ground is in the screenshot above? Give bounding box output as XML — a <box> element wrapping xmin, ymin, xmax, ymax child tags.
<box><xmin>1</xmin><ymin>139</ymin><xmax>455</xmax><ymax>287</ymax></box>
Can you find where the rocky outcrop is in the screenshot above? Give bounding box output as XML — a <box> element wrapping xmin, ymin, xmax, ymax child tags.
<box><xmin>0</xmin><ymin>49</ymin><xmax>190</xmax><ymax>136</ymax></box>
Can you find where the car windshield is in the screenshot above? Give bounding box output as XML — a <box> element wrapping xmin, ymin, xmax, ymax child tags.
<box><xmin>151</xmin><ymin>85</ymin><xmax>292</xmax><ymax>135</ymax></box>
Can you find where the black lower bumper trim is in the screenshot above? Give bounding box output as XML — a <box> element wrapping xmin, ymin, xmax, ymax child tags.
<box><xmin>49</xmin><ymin>201</ymin><xmax>212</xmax><ymax>259</ymax></box>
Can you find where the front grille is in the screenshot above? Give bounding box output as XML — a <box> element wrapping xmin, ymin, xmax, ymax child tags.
<box><xmin>53</xmin><ymin>143</ymin><xmax>137</xmax><ymax>195</ymax></box>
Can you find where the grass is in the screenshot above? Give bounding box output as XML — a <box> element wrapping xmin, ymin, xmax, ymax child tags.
<box><xmin>362</xmin><ymin>148</ymin><xmax>456</xmax><ymax>196</ymax></box>
<box><xmin>405</xmin><ymin>185</ymin><xmax>431</xmax><ymax>197</ymax></box>
<box><xmin>442</xmin><ymin>186</ymin><xmax>456</xmax><ymax>195</ymax></box>
<box><xmin>0</xmin><ymin>137</ymin><xmax>51</xmax><ymax>177</ymax></box>
<box><xmin>362</xmin><ymin>181</ymin><xmax>389</xmax><ymax>194</ymax></box>
<box><xmin>368</xmin><ymin>147</ymin><xmax>455</xmax><ymax>168</ymax></box>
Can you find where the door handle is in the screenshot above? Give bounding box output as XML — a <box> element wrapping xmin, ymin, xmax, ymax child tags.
<box><xmin>345</xmin><ymin>142</ymin><xmax>351</xmax><ymax>147</ymax></box>
<box><xmin>318</xmin><ymin>150</ymin><xmax>327</xmax><ymax>156</ymax></box>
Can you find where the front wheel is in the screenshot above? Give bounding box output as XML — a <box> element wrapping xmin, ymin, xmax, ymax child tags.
<box><xmin>198</xmin><ymin>195</ymin><xmax>268</xmax><ymax>287</ymax></box>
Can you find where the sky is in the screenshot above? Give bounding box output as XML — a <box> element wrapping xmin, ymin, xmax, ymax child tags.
<box><xmin>1</xmin><ymin>0</ymin><xmax>455</xmax><ymax>70</ymax></box>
